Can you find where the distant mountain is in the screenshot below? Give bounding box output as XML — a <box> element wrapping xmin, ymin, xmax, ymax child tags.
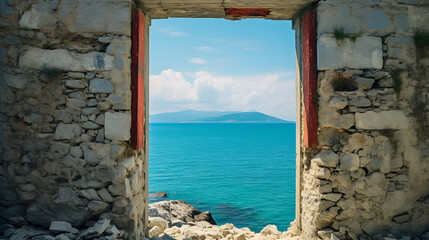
<box><xmin>191</xmin><ymin>112</ymin><xmax>290</xmax><ymax>123</ymax></box>
<box><xmin>150</xmin><ymin>110</ymin><xmax>292</xmax><ymax>123</ymax></box>
<box><xmin>149</xmin><ymin>110</ymin><xmax>240</xmax><ymax>123</ymax></box>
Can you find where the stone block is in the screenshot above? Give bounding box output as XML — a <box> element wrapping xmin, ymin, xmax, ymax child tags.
<box><xmin>314</xmin><ymin>166</ymin><xmax>331</xmax><ymax>180</ymax></box>
<box><xmin>105</xmin><ymin>112</ymin><xmax>131</xmax><ymax>141</ymax></box>
<box><xmin>82</xmin><ymin>121</ymin><xmax>101</xmax><ymax>130</ymax></box>
<box><xmin>318</xmin><ymin>3</ymin><xmax>394</xmax><ymax>36</ymax></box>
<box><xmin>0</xmin><ymin>82</ymin><xmax>15</xmax><ymax>103</ymax></box>
<box><xmin>408</xmin><ymin>6</ymin><xmax>429</xmax><ymax>32</ymax></box>
<box><xmin>0</xmin><ymin>0</ymin><xmax>14</xmax><ymax>15</ymax></box>
<box><xmin>318</xmin><ymin>35</ymin><xmax>383</xmax><ymax>70</ymax></box>
<box><xmin>18</xmin><ymin>184</ymin><xmax>36</xmax><ymax>192</ymax></box>
<box><xmin>27</xmin><ymin>203</ymin><xmax>91</xmax><ymax>228</ymax></box>
<box><xmin>69</xmin><ymin>146</ymin><xmax>83</xmax><ymax>158</ymax></box>
<box><xmin>353</xmin><ymin>77</ymin><xmax>374</xmax><ymax>90</ymax></box>
<box><xmin>106</xmin><ymin>37</ymin><xmax>131</xmax><ymax>57</ymax></box>
<box><xmin>4</xmin><ymin>74</ymin><xmax>28</xmax><ymax>89</ymax></box>
<box><xmin>54</xmin><ymin>123</ymin><xmax>80</xmax><ymax>140</ymax></box>
<box><xmin>98</xmin><ymin>188</ymin><xmax>114</xmax><ymax>202</ymax></box>
<box><xmin>58</xmin><ymin>0</ymin><xmax>132</xmax><ymax>36</ymax></box>
<box><xmin>324</xmin><ymin>113</ymin><xmax>355</xmax><ymax>129</ymax></box>
<box><xmin>108</xmin><ymin>178</ymin><xmax>131</xmax><ymax>198</ymax></box>
<box><xmin>3</xmin><ymin>35</ymin><xmax>21</xmax><ymax>45</ymax></box>
<box><xmin>339</xmin><ymin>153</ymin><xmax>360</xmax><ymax>171</ymax></box>
<box><xmin>79</xmin><ymin>219</ymin><xmax>111</xmax><ymax>238</ymax></box>
<box><xmin>313</xmin><ymin>149</ymin><xmax>339</xmax><ymax>168</ymax></box>
<box><xmin>80</xmin><ymin>142</ymin><xmax>110</xmax><ymax>167</ymax></box>
<box><xmin>65</xmin><ymin>80</ymin><xmax>85</xmax><ymax>89</ymax></box>
<box><xmin>19</xmin><ymin>2</ymin><xmax>56</xmax><ymax>30</ymax></box>
<box><xmin>321</xmin><ymin>193</ymin><xmax>342</xmax><ymax>202</ymax></box>
<box><xmin>89</xmin><ymin>79</ymin><xmax>113</xmax><ymax>93</ymax></box>
<box><xmin>66</xmin><ymin>98</ymin><xmax>85</xmax><ymax>109</ymax></box>
<box><xmin>51</xmin><ymin>142</ymin><xmax>70</xmax><ymax>156</ymax></box>
<box><xmin>49</xmin><ymin>221</ymin><xmax>78</xmax><ymax>234</ymax></box>
<box><xmin>356</xmin><ymin>172</ymin><xmax>387</xmax><ymax>198</ymax></box>
<box><xmin>19</xmin><ymin>48</ymin><xmax>114</xmax><ymax>72</ymax></box>
<box><xmin>355</xmin><ymin>111</ymin><xmax>409</xmax><ymax>129</ymax></box>
<box><xmin>329</xmin><ymin>96</ymin><xmax>348</xmax><ymax>110</ymax></box>
<box><xmin>79</xmin><ymin>189</ymin><xmax>101</xmax><ymax>201</ymax></box>
<box><xmin>87</xmin><ymin>200</ymin><xmax>110</xmax><ymax>215</ymax></box>
<box><xmin>349</xmin><ymin>97</ymin><xmax>371</xmax><ymax>107</ymax></box>
<box><xmin>55</xmin><ymin>187</ymin><xmax>84</xmax><ymax>207</ymax></box>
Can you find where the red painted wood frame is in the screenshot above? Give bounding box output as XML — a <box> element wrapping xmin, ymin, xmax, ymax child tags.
<box><xmin>224</xmin><ymin>8</ymin><xmax>270</xmax><ymax>17</ymax></box>
<box><xmin>131</xmin><ymin>9</ymin><xmax>145</xmax><ymax>150</ymax></box>
<box><xmin>302</xmin><ymin>10</ymin><xmax>318</xmax><ymax>148</ymax></box>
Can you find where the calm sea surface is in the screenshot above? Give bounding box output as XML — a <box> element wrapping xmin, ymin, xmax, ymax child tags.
<box><xmin>149</xmin><ymin>123</ymin><xmax>296</xmax><ymax>232</ymax></box>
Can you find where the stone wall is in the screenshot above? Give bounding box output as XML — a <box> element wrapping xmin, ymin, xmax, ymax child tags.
<box><xmin>0</xmin><ymin>0</ymin><xmax>147</xmax><ymax>238</ymax></box>
<box><xmin>299</xmin><ymin>0</ymin><xmax>429</xmax><ymax>239</ymax></box>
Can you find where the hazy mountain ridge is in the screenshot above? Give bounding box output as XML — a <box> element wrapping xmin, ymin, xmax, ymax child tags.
<box><xmin>150</xmin><ymin>110</ymin><xmax>292</xmax><ymax>123</ymax></box>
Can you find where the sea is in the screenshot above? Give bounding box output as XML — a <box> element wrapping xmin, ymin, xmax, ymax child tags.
<box><xmin>149</xmin><ymin>123</ymin><xmax>296</xmax><ymax>232</ymax></box>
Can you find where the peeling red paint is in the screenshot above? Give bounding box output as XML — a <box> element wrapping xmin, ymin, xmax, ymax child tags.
<box><xmin>224</xmin><ymin>8</ymin><xmax>270</xmax><ymax>17</ymax></box>
<box><xmin>131</xmin><ymin>9</ymin><xmax>145</xmax><ymax>151</ymax></box>
<box><xmin>302</xmin><ymin>10</ymin><xmax>318</xmax><ymax>148</ymax></box>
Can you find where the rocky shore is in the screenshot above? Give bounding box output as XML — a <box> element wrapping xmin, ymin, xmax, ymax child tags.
<box><xmin>147</xmin><ymin>200</ymin><xmax>429</xmax><ymax>240</ymax></box>
<box><xmin>1</xmin><ymin>199</ymin><xmax>428</xmax><ymax>240</ymax></box>
<box><xmin>0</xmin><ymin>218</ymin><xmax>127</xmax><ymax>240</ymax></box>
<box><xmin>147</xmin><ymin>200</ymin><xmax>300</xmax><ymax>240</ymax></box>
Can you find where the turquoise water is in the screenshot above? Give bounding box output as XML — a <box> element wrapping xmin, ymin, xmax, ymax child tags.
<box><xmin>149</xmin><ymin>123</ymin><xmax>296</xmax><ymax>232</ymax></box>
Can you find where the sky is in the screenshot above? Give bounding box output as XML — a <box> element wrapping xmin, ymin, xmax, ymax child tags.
<box><xmin>149</xmin><ymin>18</ymin><xmax>296</xmax><ymax>121</ymax></box>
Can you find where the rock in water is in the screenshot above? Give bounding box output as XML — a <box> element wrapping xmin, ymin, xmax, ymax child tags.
<box><xmin>149</xmin><ymin>200</ymin><xmax>217</xmax><ymax>226</ymax></box>
<box><xmin>150</xmin><ymin>192</ymin><xmax>168</xmax><ymax>197</ymax></box>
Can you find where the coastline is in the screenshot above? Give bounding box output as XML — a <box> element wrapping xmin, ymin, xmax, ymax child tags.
<box><xmin>148</xmin><ymin>199</ymin><xmax>300</xmax><ymax>240</ymax></box>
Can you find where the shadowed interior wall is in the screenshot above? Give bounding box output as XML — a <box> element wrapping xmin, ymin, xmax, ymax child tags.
<box><xmin>0</xmin><ymin>0</ymin><xmax>147</xmax><ymax>238</ymax></box>
<box><xmin>298</xmin><ymin>0</ymin><xmax>429</xmax><ymax>239</ymax></box>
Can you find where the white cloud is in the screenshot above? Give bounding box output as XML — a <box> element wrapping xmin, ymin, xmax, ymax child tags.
<box><xmin>168</xmin><ymin>31</ymin><xmax>188</xmax><ymax>37</ymax></box>
<box><xmin>149</xmin><ymin>69</ymin><xmax>296</xmax><ymax>120</ymax></box>
<box><xmin>190</xmin><ymin>58</ymin><xmax>208</xmax><ymax>65</ymax></box>
<box><xmin>150</xmin><ymin>69</ymin><xmax>197</xmax><ymax>102</ymax></box>
<box><xmin>196</xmin><ymin>46</ymin><xmax>222</xmax><ymax>52</ymax></box>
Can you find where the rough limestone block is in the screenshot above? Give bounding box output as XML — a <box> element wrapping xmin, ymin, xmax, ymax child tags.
<box><xmin>19</xmin><ymin>48</ymin><xmax>114</xmax><ymax>72</ymax></box>
<box><xmin>408</xmin><ymin>6</ymin><xmax>429</xmax><ymax>32</ymax></box>
<box><xmin>321</xmin><ymin>193</ymin><xmax>342</xmax><ymax>202</ymax></box>
<box><xmin>353</xmin><ymin>77</ymin><xmax>374</xmax><ymax>90</ymax></box>
<box><xmin>355</xmin><ymin>111</ymin><xmax>409</xmax><ymax>129</ymax></box>
<box><xmin>356</xmin><ymin>172</ymin><xmax>387</xmax><ymax>198</ymax></box>
<box><xmin>3</xmin><ymin>74</ymin><xmax>28</xmax><ymax>89</ymax></box>
<box><xmin>339</xmin><ymin>153</ymin><xmax>360</xmax><ymax>171</ymax></box>
<box><xmin>318</xmin><ymin>3</ymin><xmax>392</xmax><ymax>35</ymax></box>
<box><xmin>79</xmin><ymin>219</ymin><xmax>111</xmax><ymax>238</ymax></box>
<box><xmin>325</xmin><ymin>114</ymin><xmax>355</xmax><ymax>129</ymax></box>
<box><xmin>106</xmin><ymin>37</ymin><xmax>131</xmax><ymax>57</ymax></box>
<box><xmin>108</xmin><ymin>178</ymin><xmax>131</xmax><ymax>198</ymax></box>
<box><xmin>97</xmin><ymin>188</ymin><xmax>114</xmax><ymax>202</ymax></box>
<box><xmin>80</xmin><ymin>142</ymin><xmax>110</xmax><ymax>167</ymax></box>
<box><xmin>19</xmin><ymin>2</ymin><xmax>56</xmax><ymax>30</ymax></box>
<box><xmin>89</xmin><ymin>79</ymin><xmax>113</xmax><ymax>93</ymax></box>
<box><xmin>58</xmin><ymin>0</ymin><xmax>132</xmax><ymax>36</ymax></box>
<box><xmin>105</xmin><ymin>112</ymin><xmax>131</xmax><ymax>141</ymax></box>
<box><xmin>313</xmin><ymin>149</ymin><xmax>339</xmax><ymax>168</ymax></box>
<box><xmin>329</xmin><ymin>96</ymin><xmax>348</xmax><ymax>110</ymax></box>
<box><xmin>317</xmin><ymin>35</ymin><xmax>383</xmax><ymax>70</ymax></box>
<box><xmin>55</xmin><ymin>187</ymin><xmax>85</xmax><ymax>207</ymax></box>
<box><xmin>87</xmin><ymin>200</ymin><xmax>110</xmax><ymax>215</ymax></box>
<box><xmin>49</xmin><ymin>221</ymin><xmax>78</xmax><ymax>234</ymax></box>
<box><xmin>65</xmin><ymin>80</ymin><xmax>85</xmax><ymax>89</ymax></box>
<box><xmin>54</xmin><ymin>123</ymin><xmax>81</xmax><ymax>140</ymax></box>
